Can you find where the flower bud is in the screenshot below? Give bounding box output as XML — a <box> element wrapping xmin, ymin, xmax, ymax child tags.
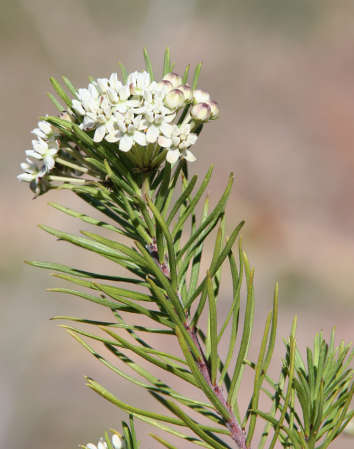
<box><xmin>190</xmin><ymin>102</ymin><xmax>211</xmax><ymax>121</ymax></box>
<box><xmin>164</xmin><ymin>88</ymin><xmax>185</xmax><ymax>110</ymax></box>
<box><xmin>206</xmin><ymin>100</ymin><xmax>220</xmax><ymax>119</ymax></box>
<box><xmin>162</xmin><ymin>72</ymin><xmax>182</xmax><ymax>88</ymax></box>
<box><xmin>178</xmin><ymin>84</ymin><xmax>193</xmax><ymax>103</ymax></box>
<box><xmin>158</xmin><ymin>80</ymin><xmax>173</xmax><ymax>92</ymax></box>
<box><xmin>112</xmin><ymin>434</ymin><xmax>123</xmax><ymax>449</ymax></box>
<box><xmin>59</xmin><ymin>111</ymin><xmax>74</xmax><ymax>122</ymax></box>
<box><xmin>193</xmin><ymin>89</ymin><xmax>211</xmax><ymax>104</ymax></box>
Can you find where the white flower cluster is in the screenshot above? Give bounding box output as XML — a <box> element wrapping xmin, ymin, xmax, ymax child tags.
<box><xmin>17</xmin><ymin>120</ymin><xmax>59</xmax><ymax>191</ymax></box>
<box><xmin>18</xmin><ymin>69</ymin><xmax>219</xmax><ymax>193</ymax></box>
<box><xmin>84</xmin><ymin>433</ymin><xmax>123</xmax><ymax>449</ymax></box>
<box><xmin>72</xmin><ymin>70</ymin><xmax>219</xmax><ymax>164</ymax></box>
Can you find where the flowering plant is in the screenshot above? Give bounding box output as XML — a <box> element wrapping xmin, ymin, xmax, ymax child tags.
<box><xmin>19</xmin><ymin>49</ymin><xmax>353</xmax><ymax>449</ymax></box>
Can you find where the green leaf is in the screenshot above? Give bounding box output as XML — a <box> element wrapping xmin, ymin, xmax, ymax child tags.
<box><xmin>268</xmin><ymin>318</ymin><xmax>297</xmax><ymax>449</ymax></box>
<box><xmin>102</xmin><ymin>327</ymin><xmax>198</xmax><ymax>387</ymax></box>
<box><xmin>47</xmin><ymin>92</ymin><xmax>64</xmax><ymax>111</ymax></box>
<box><xmin>155</xmin><ymin>163</ymin><xmax>172</xmax><ymax>212</ymax></box>
<box><xmin>192</xmin><ymin>63</ymin><xmax>202</xmax><ymax>89</ymax></box>
<box><xmin>50</xmin><ymin>76</ymin><xmax>72</xmax><ymax>107</ymax></box>
<box><xmin>48</xmin><ymin>202</ymin><xmax>129</xmax><ymax>237</ymax></box>
<box><xmin>188</xmin><ymin>197</ymin><xmax>209</xmax><ymax>297</ymax></box>
<box><xmin>48</xmin><ymin>287</ymin><xmax>124</xmax><ymax>310</ymax></box>
<box><xmin>133</xmin><ymin>415</ymin><xmax>215</xmax><ymax>449</ymax></box>
<box><xmin>104</xmin><ymin>344</ymin><xmax>223</xmax><ymax>421</ymax></box>
<box><xmin>39</xmin><ymin>224</ymin><xmax>130</xmax><ymax>262</ymax></box>
<box><xmin>95</xmin><ymin>283</ymin><xmax>174</xmax><ymax>328</ymax></box>
<box><xmin>119</xmin><ymin>62</ymin><xmax>128</xmax><ymax>82</ymax></box>
<box><xmin>263</xmin><ymin>282</ymin><xmax>279</xmax><ymax>373</ymax></box>
<box><xmin>172</xmin><ymin>166</ymin><xmax>213</xmax><ymax>239</ymax></box>
<box><xmin>186</xmin><ymin>220</ymin><xmax>245</xmax><ymax>310</ymax></box>
<box><xmin>178</xmin><ymin>172</ymin><xmax>234</xmax><ymax>261</ymax></box>
<box><xmin>86</xmin><ymin>378</ymin><xmax>186</xmax><ymax>426</ymax></box>
<box><xmin>147</xmin><ymin>198</ymin><xmax>178</xmax><ymax>291</ymax></box>
<box><xmin>150</xmin><ymin>434</ymin><xmax>179</xmax><ymax>449</ymax></box>
<box><xmin>151</xmin><ymin>392</ymin><xmax>229</xmax><ymax>449</ymax></box>
<box><xmin>182</xmin><ymin>64</ymin><xmax>190</xmax><ymax>84</ymax></box>
<box><xmin>62</xmin><ymin>75</ymin><xmax>77</xmax><ymax>97</ymax></box>
<box><xmin>54</xmin><ymin>315</ymin><xmax>173</xmax><ymax>335</ymax></box>
<box><xmin>166</xmin><ymin>175</ymin><xmax>198</xmax><ymax>225</ymax></box>
<box><xmin>218</xmin><ymin>251</ymin><xmax>243</xmax><ymax>389</ymax></box>
<box><xmin>245</xmin><ymin>311</ymin><xmax>272</xmax><ymax>447</ymax></box>
<box><xmin>206</xmin><ymin>273</ymin><xmax>218</xmax><ymax>385</ymax></box>
<box><xmin>175</xmin><ymin>327</ymin><xmax>231</xmax><ymax>423</ymax></box>
<box><xmin>143</xmin><ymin>48</ymin><xmax>154</xmax><ymax>80</ymax></box>
<box><xmin>162</xmin><ymin>48</ymin><xmax>171</xmax><ymax>76</ymax></box>
<box><xmin>228</xmin><ymin>262</ymin><xmax>255</xmax><ymax>409</ymax></box>
<box><xmin>135</xmin><ymin>243</ymin><xmax>185</xmax><ymax>322</ymax></box>
<box><xmin>25</xmin><ymin>260</ymin><xmax>140</xmax><ymax>283</ymax></box>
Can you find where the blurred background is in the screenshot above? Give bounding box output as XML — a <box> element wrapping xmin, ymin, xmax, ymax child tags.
<box><xmin>1</xmin><ymin>1</ymin><xmax>353</xmax><ymax>448</ymax></box>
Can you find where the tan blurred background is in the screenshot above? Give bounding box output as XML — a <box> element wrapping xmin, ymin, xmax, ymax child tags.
<box><xmin>1</xmin><ymin>1</ymin><xmax>354</xmax><ymax>448</ymax></box>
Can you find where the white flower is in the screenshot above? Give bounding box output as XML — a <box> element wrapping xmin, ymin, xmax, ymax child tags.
<box><xmin>138</xmin><ymin>86</ymin><xmax>176</xmax><ymax>144</ymax></box>
<box><xmin>112</xmin><ymin>434</ymin><xmax>123</xmax><ymax>449</ymax></box>
<box><xmin>127</xmin><ymin>70</ymin><xmax>152</xmax><ymax>96</ymax></box>
<box><xmin>158</xmin><ymin>123</ymin><xmax>198</xmax><ymax>164</ymax></box>
<box><xmin>84</xmin><ymin>434</ymin><xmax>123</xmax><ymax>449</ymax></box>
<box><xmin>25</xmin><ymin>138</ymin><xmax>59</xmax><ymax>172</ymax></box>
<box><xmin>17</xmin><ymin>158</ymin><xmax>50</xmax><ymax>194</ymax></box>
<box><xmin>97</xmin><ymin>438</ymin><xmax>107</xmax><ymax>449</ymax></box>
<box><xmin>31</xmin><ymin>120</ymin><xmax>54</xmax><ymax>139</ymax></box>
<box><xmin>17</xmin><ymin>158</ymin><xmax>45</xmax><ymax>183</ymax></box>
<box><xmin>109</xmin><ymin>110</ymin><xmax>147</xmax><ymax>151</ymax></box>
<box><xmin>86</xmin><ymin>444</ymin><xmax>97</xmax><ymax>449</ymax></box>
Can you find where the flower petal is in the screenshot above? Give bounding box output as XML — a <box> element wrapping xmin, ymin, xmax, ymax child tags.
<box><xmin>158</xmin><ymin>136</ymin><xmax>172</xmax><ymax>148</ymax></box>
<box><xmin>160</xmin><ymin>123</ymin><xmax>173</xmax><ymax>137</ymax></box>
<box><xmin>134</xmin><ymin>131</ymin><xmax>147</xmax><ymax>146</ymax></box>
<box><xmin>25</xmin><ymin>150</ymin><xmax>42</xmax><ymax>159</ymax></box>
<box><xmin>93</xmin><ymin>125</ymin><xmax>106</xmax><ymax>142</ymax></box>
<box><xmin>72</xmin><ymin>99</ymin><xmax>85</xmax><ymax>115</ymax></box>
<box><xmin>119</xmin><ymin>134</ymin><xmax>133</xmax><ymax>152</ymax></box>
<box><xmin>184</xmin><ymin>149</ymin><xmax>197</xmax><ymax>162</ymax></box>
<box><xmin>17</xmin><ymin>173</ymin><xmax>35</xmax><ymax>182</ymax></box>
<box><xmin>166</xmin><ymin>149</ymin><xmax>180</xmax><ymax>164</ymax></box>
<box><xmin>105</xmin><ymin>132</ymin><xmax>120</xmax><ymax>143</ymax></box>
<box><xmin>146</xmin><ymin>125</ymin><xmax>159</xmax><ymax>143</ymax></box>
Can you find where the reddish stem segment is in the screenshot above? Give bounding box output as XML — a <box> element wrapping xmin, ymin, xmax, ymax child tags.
<box><xmin>185</xmin><ymin>322</ymin><xmax>249</xmax><ymax>449</ymax></box>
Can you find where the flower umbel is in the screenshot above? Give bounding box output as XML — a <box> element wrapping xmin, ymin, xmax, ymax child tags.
<box><xmin>71</xmin><ymin>69</ymin><xmax>217</xmax><ymax>165</ymax></box>
<box><xmin>18</xmin><ymin>53</ymin><xmax>219</xmax><ymax>195</ymax></box>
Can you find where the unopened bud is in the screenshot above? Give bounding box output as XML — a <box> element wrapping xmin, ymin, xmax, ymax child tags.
<box><xmin>112</xmin><ymin>434</ymin><xmax>123</xmax><ymax>449</ymax></box>
<box><xmin>158</xmin><ymin>80</ymin><xmax>173</xmax><ymax>92</ymax></box>
<box><xmin>178</xmin><ymin>84</ymin><xmax>193</xmax><ymax>103</ymax></box>
<box><xmin>193</xmin><ymin>89</ymin><xmax>210</xmax><ymax>104</ymax></box>
<box><xmin>164</xmin><ymin>88</ymin><xmax>185</xmax><ymax>110</ymax></box>
<box><xmin>162</xmin><ymin>72</ymin><xmax>182</xmax><ymax>88</ymax></box>
<box><xmin>206</xmin><ymin>100</ymin><xmax>220</xmax><ymax>119</ymax></box>
<box><xmin>190</xmin><ymin>102</ymin><xmax>211</xmax><ymax>121</ymax></box>
<box><xmin>59</xmin><ymin>111</ymin><xmax>73</xmax><ymax>122</ymax></box>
